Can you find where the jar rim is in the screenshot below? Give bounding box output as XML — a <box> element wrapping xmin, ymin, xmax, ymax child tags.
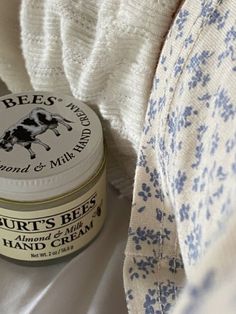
<box><xmin>0</xmin><ymin>153</ymin><xmax>106</xmax><ymax>207</ymax></box>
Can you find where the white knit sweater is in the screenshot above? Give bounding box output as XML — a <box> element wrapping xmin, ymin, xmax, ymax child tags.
<box><xmin>0</xmin><ymin>0</ymin><xmax>181</xmax><ymax>197</ymax></box>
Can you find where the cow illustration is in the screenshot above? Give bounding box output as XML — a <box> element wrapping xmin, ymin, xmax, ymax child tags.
<box><xmin>0</xmin><ymin>107</ymin><xmax>73</xmax><ymax>159</ymax></box>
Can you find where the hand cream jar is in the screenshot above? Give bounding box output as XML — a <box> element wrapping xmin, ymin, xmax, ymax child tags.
<box><xmin>0</xmin><ymin>92</ymin><xmax>106</xmax><ymax>264</ymax></box>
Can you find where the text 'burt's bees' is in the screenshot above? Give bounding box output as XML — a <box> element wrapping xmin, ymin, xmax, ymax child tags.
<box><xmin>0</xmin><ymin>92</ymin><xmax>106</xmax><ymax>264</ymax></box>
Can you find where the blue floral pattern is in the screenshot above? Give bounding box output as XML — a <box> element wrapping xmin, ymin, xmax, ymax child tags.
<box><xmin>124</xmin><ymin>1</ymin><xmax>236</xmax><ymax>313</ymax></box>
<box><xmin>180</xmin><ymin>270</ymin><xmax>215</xmax><ymax>314</ymax></box>
<box><xmin>144</xmin><ymin>281</ymin><xmax>180</xmax><ymax>314</ymax></box>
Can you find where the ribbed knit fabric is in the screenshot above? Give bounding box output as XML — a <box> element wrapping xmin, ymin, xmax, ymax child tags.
<box><xmin>0</xmin><ymin>0</ymin><xmax>181</xmax><ymax>197</ymax></box>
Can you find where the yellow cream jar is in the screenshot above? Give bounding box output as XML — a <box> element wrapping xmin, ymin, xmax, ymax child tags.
<box><xmin>0</xmin><ymin>92</ymin><xmax>106</xmax><ymax>264</ymax></box>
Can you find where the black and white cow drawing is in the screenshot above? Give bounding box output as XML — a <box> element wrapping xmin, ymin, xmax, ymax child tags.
<box><xmin>0</xmin><ymin>107</ymin><xmax>73</xmax><ymax>159</ymax></box>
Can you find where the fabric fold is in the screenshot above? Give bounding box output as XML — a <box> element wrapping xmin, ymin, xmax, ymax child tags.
<box><xmin>124</xmin><ymin>0</ymin><xmax>236</xmax><ymax>313</ymax></box>
<box><xmin>0</xmin><ymin>0</ymin><xmax>181</xmax><ymax>197</ymax></box>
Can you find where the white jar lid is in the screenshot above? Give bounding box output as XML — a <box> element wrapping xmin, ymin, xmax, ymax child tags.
<box><xmin>0</xmin><ymin>92</ymin><xmax>103</xmax><ymax>201</ymax></box>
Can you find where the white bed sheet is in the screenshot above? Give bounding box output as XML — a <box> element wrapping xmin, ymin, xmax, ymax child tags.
<box><xmin>0</xmin><ymin>185</ymin><xmax>131</xmax><ymax>314</ymax></box>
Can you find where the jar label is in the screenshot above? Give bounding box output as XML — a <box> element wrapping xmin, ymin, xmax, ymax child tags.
<box><xmin>0</xmin><ymin>92</ymin><xmax>103</xmax><ymax>189</ymax></box>
<box><xmin>0</xmin><ymin>169</ymin><xmax>106</xmax><ymax>262</ymax></box>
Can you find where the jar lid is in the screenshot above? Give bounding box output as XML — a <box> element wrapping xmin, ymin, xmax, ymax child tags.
<box><xmin>0</xmin><ymin>92</ymin><xmax>103</xmax><ymax>201</ymax></box>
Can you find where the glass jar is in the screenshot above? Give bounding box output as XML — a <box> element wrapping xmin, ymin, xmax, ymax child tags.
<box><xmin>0</xmin><ymin>92</ymin><xmax>106</xmax><ymax>264</ymax></box>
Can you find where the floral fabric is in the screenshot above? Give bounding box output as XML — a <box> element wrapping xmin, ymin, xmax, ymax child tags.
<box><xmin>124</xmin><ymin>0</ymin><xmax>236</xmax><ymax>313</ymax></box>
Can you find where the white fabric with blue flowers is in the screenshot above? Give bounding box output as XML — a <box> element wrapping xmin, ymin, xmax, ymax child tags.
<box><xmin>124</xmin><ymin>0</ymin><xmax>236</xmax><ymax>313</ymax></box>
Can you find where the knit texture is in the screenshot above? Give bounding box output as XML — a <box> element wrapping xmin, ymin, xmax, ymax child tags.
<box><xmin>0</xmin><ymin>0</ymin><xmax>181</xmax><ymax>197</ymax></box>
